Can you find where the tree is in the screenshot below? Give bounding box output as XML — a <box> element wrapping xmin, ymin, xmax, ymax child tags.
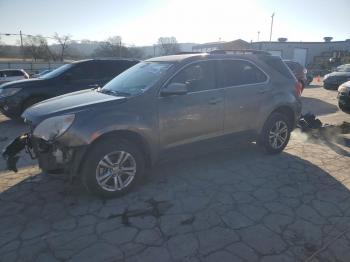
<box><xmin>23</xmin><ymin>35</ymin><xmax>54</xmax><ymax>61</ymax></box>
<box><xmin>53</xmin><ymin>33</ymin><xmax>71</xmax><ymax>61</ymax></box>
<box><xmin>93</xmin><ymin>36</ymin><xmax>126</xmax><ymax>57</ymax></box>
<box><xmin>157</xmin><ymin>37</ymin><xmax>180</xmax><ymax>55</ymax></box>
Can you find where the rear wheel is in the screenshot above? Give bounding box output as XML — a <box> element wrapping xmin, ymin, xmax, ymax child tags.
<box><xmin>259</xmin><ymin>113</ymin><xmax>291</xmax><ymax>154</ymax></box>
<box><xmin>81</xmin><ymin>138</ymin><xmax>145</xmax><ymax>198</ymax></box>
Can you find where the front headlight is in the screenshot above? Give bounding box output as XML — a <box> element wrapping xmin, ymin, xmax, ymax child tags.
<box><xmin>0</xmin><ymin>87</ymin><xmax>22</xmax><ymax>98</ymax></box>
<box><xmin>33</xmin><ymin>114</ymin><xmax>75</xmax><ymax>141</ymax></box>
<box><xmin>323</xmin><ymin>74</ymin><xmax>329</xmax><ymax>80</ymax></box>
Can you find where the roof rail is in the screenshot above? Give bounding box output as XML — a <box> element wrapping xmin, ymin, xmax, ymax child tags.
<box><xmin>209</xmin><ymin>49</ymin><xmax>271</xmax><ymax>55</ymax></box>
<box><xmin>176</xmin><ymin>51</ymin><xmax>205</xmax><ymax>55</ymax></box>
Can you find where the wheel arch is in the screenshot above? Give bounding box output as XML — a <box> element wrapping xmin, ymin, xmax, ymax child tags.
<box><xmin>75</xmin><ymin>129</ymin><xmax>153</xmax><ymax>176</ymax></box>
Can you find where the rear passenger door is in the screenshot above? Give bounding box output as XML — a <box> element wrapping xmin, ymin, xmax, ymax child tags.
<box><xmin>218</xmin><ymin>59</ymin><xmax>269</xmax><ymax>133</ymax></box>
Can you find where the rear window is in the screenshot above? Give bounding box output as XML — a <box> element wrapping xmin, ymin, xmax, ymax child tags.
<box><xmin>2</xmin><ymin>70</ymin><xmax>24</xmax><ymax>77</ymax></box>
<box><xmin>261</xmin><ymin>56</ymin><xmax>294</xmax><ymax>79</ymax></box>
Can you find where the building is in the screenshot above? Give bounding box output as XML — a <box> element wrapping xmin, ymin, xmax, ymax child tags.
<box><xmin>191</xmin><ymin>39</ymin><xmax>350</xmax><ymax>67</ymax></box>
<box><xmin>251</xmin><ymin>40</ymin><xmax>350</xmax><ymax>67</ymax></box>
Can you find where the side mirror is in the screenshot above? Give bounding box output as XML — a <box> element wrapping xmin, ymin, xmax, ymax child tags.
<box><xmin>160</xmin><ymin>83</ymin><xmax>188</xmax><ymax>97</ymax></box>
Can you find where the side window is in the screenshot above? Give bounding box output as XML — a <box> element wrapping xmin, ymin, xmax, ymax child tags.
<box><xmin>11</xmin><ymin>70</ymin><xmax>24</xmax><ymax>77</ymax></box>
<box><xmin>68</xmin><ymin>62</ymin><xmax>97</xmax><ymax>81</ymax></box>
<box><xmin>169</xmin><ymin>61</ymin><xmax>216</xmax><ymax>92</ymax></box>
<box><xmin>219</xmin><ymin>60</ymin><xmax>267</xmax><ymax>87</ymax></box>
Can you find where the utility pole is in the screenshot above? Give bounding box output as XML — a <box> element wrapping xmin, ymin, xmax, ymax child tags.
<box><xmin>269</xmin><ymin>13</ymin><xmax>275</xmax><ymax>42</ymax></box>
<box><xmin>257</xmin><ymin>31</ymin><xmax>260</xmax><ymax>42</ymax></box>
<box><xmin>20</xmin><ymin>30</ymin><xmax>24</xmax><ymax>60</ymax></box>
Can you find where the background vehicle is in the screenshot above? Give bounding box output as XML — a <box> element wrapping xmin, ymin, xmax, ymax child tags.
<box><xmin>0</xmin><ymin>69</ymin><xmax>29</xmax><ymax>84</ymax></box>
<box><xmin>20</xmin><ymin>52</ymin><xmax>301</xmax><ymax>198</ymax></box>
<box><xmin>337</xmin><ymin>81</ymin><xmax>350</xmax><ymax>113</ymax></box>
<box><xmin>284</xmin><ymin>60</ymin><xmax>308</xmax><ymax>91</ymax></box>
<box><xmin>323</xmin><ymin>64</ymin><xmax>350</xmax><ymax>90</ymax></box>
<box><xmin>0</xmin><ymin>59</ymin><xmax>139</xmax><ymax>119</ymax></box>
<box><xmin>32</xmin><ymin>69</ymin><xmax>52</xmax><ymax>78</ymax></box>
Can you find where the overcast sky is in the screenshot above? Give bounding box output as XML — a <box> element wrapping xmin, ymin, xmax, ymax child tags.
<box><xmin>0</xmin><ymin>0</ymin><xmax>349</xmax><ymax>46</ymax></box>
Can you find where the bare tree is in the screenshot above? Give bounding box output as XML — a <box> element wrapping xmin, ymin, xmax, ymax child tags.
<box><xmin>23</xmin><ymin>35</ymin><xmax>53</xmax><ymax>61</ymax></box>
<box><xmin>158</xmin><ymin>37</ymin><xmax>180</xmax><ymax>55</ymax></box>
<box><xmin>93</xmin><ymin>36</ymin><xmax>125</xmax><ymax>57</ymax></box>
<box><xmin>53</xmin><ymin>33</ymin><xmax>71</xmax><ymax>61</ymax></box>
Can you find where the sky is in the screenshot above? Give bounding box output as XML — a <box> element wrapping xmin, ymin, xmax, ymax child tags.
<box><xmin>0</xmin><ymin>0</ymin><xmax>349</xmax><ymax>46</ymax></box>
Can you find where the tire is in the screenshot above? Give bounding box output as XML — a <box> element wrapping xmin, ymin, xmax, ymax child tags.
<box><xmin>259</xmin><ymin>112</ymin><xmax>291</xmax><ymax>154</ymax></box>
<box><xmin>339</xmin><ymin>102</ymin><xmax>350</xmax><ymax>113</ymax></box>
<box><xmin>81</xmin><ymin>138</ymin><xmax>145</xmax><ymax>198</ymax></box>
<box><xmin>22</xmin><ymin>97</ymin><xmax>45</xmax><ymax>114</ymax></box>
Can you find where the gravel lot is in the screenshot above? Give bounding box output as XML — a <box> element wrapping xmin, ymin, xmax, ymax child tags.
<box><xmin>0</xmin><ymin>85</ymin><xmax>350</xmax><ymax>262</ymax></box>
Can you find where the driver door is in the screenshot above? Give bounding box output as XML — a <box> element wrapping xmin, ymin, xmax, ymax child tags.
<box><xmin>158</xmin><ymin>60</ymin><xmax>225</xmax><ymax>149</ymax></box>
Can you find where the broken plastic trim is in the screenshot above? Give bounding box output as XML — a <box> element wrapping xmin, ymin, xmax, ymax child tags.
<box><xmin>2</xmin><ymin>133</ymin><xmax>34</xmax><ymax>172</ymax></box>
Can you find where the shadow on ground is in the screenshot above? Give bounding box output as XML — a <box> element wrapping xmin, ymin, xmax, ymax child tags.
<box><xmin>1</xmin><ymin>141</ymin><xmax>350</xmax><ymax>261</ymax></box>
<box><xmin>301</xmin><ymin>96</ymin><xmax>338</xmax><ymax>116</ymax></box>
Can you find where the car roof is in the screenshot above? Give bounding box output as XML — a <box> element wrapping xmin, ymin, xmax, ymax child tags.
<box><xmin>72</xmin><ymin>58</ymin><xmax>139</xmax><ymax>65</ymax></box>
<box><xmin>146</xmin><ymin>52</ymin><xmax>270</xmax><ymax>63</ymax></box>
<box><xmin>0</xmin><ymin>69</ymin><xmax>24</xmax><ymax>72</ymax></box>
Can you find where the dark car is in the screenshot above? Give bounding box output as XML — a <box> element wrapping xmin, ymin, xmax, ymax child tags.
<box><xmin>337</xmin><ymin>81</ymin><xmax>350</xmax><ymax>112</ymax></box>
<box><xmin>323</xmin><ymin>64</ymin><xmax>350</xmax><ymax>90</ymax></box>
<box><xmin>0</xmin><ymin>59</ymin><xmax>138</xmax><ymax>119</ymax></box>
<box><xmin>4</xmin><ymin>51</ymin><xmax>301</xmax><ymax>198</ymax></box>
<box><xmin>284</xmin><ymin>60</ymin><xmax>309</xmax><ymax>92</ymax></box>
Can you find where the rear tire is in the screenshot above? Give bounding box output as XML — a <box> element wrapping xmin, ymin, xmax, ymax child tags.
<box><xmin>81</xmin><ymin>138</ymin><xmax>145</xmax><ymax>198</ymax></box>
<box><xmin>259</xmin><ymin>113</ymin><xmax>291</xmax><ymax>154</ymax></box>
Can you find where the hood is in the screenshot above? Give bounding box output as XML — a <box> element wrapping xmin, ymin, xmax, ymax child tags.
<box><xmin>326</xmin><ymin>71</ymin><xmax>350</xmax><ymax>78</ymax></box>
<box><xmin>0</xmin><ymin>78</ymin><xmax>44</xmax><ymax>89</ymax></box>
<box><xmin>22</xmin><ymin>89</ymin><xmax>127</xmax><ymax>125</ymax></box>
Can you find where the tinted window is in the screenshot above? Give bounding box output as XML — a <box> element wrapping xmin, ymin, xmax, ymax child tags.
<box><xmin>218</xmin><ymin>60</ymin><xmax>267</xmax><ymax>87</ymax></box>
<box><xmin>96</xmin><ymin>60</ymin><xmax>137</xmax><ymax>79</ymax></box>
<box><xmin>68</xmin><ymin>62</ymin><xmax>97</xmax><ymax>80</ymax></box>
<box><xmin>169</xmin><ymin>61</ymin><xmax>216</xmax><ymax>92</ymax></box>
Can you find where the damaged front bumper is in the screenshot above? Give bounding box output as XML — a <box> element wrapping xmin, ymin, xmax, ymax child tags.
<box><xmin>2</xmin><ymin>133</ymin><xmax>87</xmax><ymax>176</ymax></box>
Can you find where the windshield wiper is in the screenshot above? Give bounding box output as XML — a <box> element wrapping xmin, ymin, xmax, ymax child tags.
<box><xmin>98</xmin><ymin>89</ymin><xmax>131</xmax><ymax>97</ymax></box>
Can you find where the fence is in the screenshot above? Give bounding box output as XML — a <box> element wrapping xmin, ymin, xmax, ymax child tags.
<box><xmin>0</xmin><ymin>61</ymin><xmax>66</xmax><ymax>75</ymax></box>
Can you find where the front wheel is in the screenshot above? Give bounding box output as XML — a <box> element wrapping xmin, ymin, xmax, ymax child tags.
<box><xmin>81</xmin><ymin>138</ymin><xmax>145</xmax><ymax>198</ymax></box>
<box><xmin>259</xmin><ymin>113</ymin><xmax>291</xmax><ymax>154</ymax></box>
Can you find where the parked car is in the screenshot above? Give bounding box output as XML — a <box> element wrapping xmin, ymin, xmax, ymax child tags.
<box><xmin>0</xmin><ymin>69</ymin><xmax>29</xmax><ymax>84</ymax></box>
<box><xmin>5</xmin><ymin>51</ymin><xmax>301</xmax><ymax>198</ymax></box>
<box><xmin>284</xmin><ymin>60</ymin><xmax>308</xmax><ymax>92</ymax></box>
<box><xmin>0</xmin><ymin>59</ymin><xmax>139</xmax><ymax>119</ymax></box>
<box><xmin>323</xmin><ymin>64</ymin><xmax>350</xmax><ymax>90</ymax></box>
<box><xmin>337</xmin><ymin>81</ymin><xmax>350</xmax><ymax>112</ymax></box>
<box><xmin>32</xmin><ymin>69</ymin><xmax>52</xmax><ymax>78</ymax></box>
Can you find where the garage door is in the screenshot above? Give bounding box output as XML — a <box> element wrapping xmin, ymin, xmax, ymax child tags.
<box><xmin>268</xmin><ymin>50</ymin><xmax>282</xmax><ymax>57</ymax></box>
<box><xmin>293</xmin><ymin>48</ymin><xmax>307</xmax><ymax>66</ymax></box>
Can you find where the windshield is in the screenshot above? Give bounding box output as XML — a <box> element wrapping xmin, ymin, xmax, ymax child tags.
<box><xmin>39</xmin><ymin>64</ymin><xmax>73</xmax><ymax>79</ymax></box>
<box><xmin>101</xmin><ymin>61</ymin><xmax>173</xmax><ymax>96</ymax></box>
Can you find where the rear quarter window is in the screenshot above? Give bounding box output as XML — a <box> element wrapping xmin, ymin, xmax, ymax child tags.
<box><xmin>262</xmin><ymin>56</ymin><xmax>294</xmax><ymax>79</ymax></box>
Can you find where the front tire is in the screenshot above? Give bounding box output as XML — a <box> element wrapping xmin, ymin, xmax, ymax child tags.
<box><xmin>259</xmin><ymin>113</ymin><xmax>291</xmax><ymax>154</ymax></box>
<box><xmin>81</xmin><ymin>138</ymin><xmax>145</xmax><ymax>198</ymax></box>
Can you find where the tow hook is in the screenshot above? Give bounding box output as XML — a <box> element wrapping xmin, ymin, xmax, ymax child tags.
<box><xmin>2</xmin><ymin>134</ymin><xmax>34</xmax><ymax>172</ymax></box>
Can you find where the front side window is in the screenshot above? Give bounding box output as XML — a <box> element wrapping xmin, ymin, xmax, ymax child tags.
<box><xmin>168</xmin><ymin>61</ymin><xmax>216</xmax><ymax>92</ymax></box>
<box><xmin>218</xmin><ymin>60</ymin><xmax>267</xmax><ymax>88</ymax></box>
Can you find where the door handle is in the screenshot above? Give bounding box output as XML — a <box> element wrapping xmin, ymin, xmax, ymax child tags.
<box><xmin>209</xmin><ymin>98</ymin><xmax>222</xmax><ymax>105</ymax></box>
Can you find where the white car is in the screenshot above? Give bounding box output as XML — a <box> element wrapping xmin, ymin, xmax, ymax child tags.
<box><xmin>0</xmin><ymin>69</ymin><xmax>29</xmax><ymax>84</ymax></box>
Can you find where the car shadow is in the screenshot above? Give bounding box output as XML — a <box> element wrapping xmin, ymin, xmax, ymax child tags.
<box><xmin>0</xmin><ymin>141</ymin><xmax>349</xmax><ymax>261</ymax></box>
<box><xmin>301</xmin><ymin>96</ymin><xmax>338</xmax><ymax>115</ymax></box>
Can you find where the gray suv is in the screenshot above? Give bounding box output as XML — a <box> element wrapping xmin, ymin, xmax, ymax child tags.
<box><xmin>4</xmin><ymin>51</ymin><xmax>302</xmax><ymax>198</ymax></box>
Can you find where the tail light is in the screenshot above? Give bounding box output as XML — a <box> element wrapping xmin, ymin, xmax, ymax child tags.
<box><xmin>295</xmin><ymin>81</ymin><xmax>303</xmax><ymax>96</ymax></box>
